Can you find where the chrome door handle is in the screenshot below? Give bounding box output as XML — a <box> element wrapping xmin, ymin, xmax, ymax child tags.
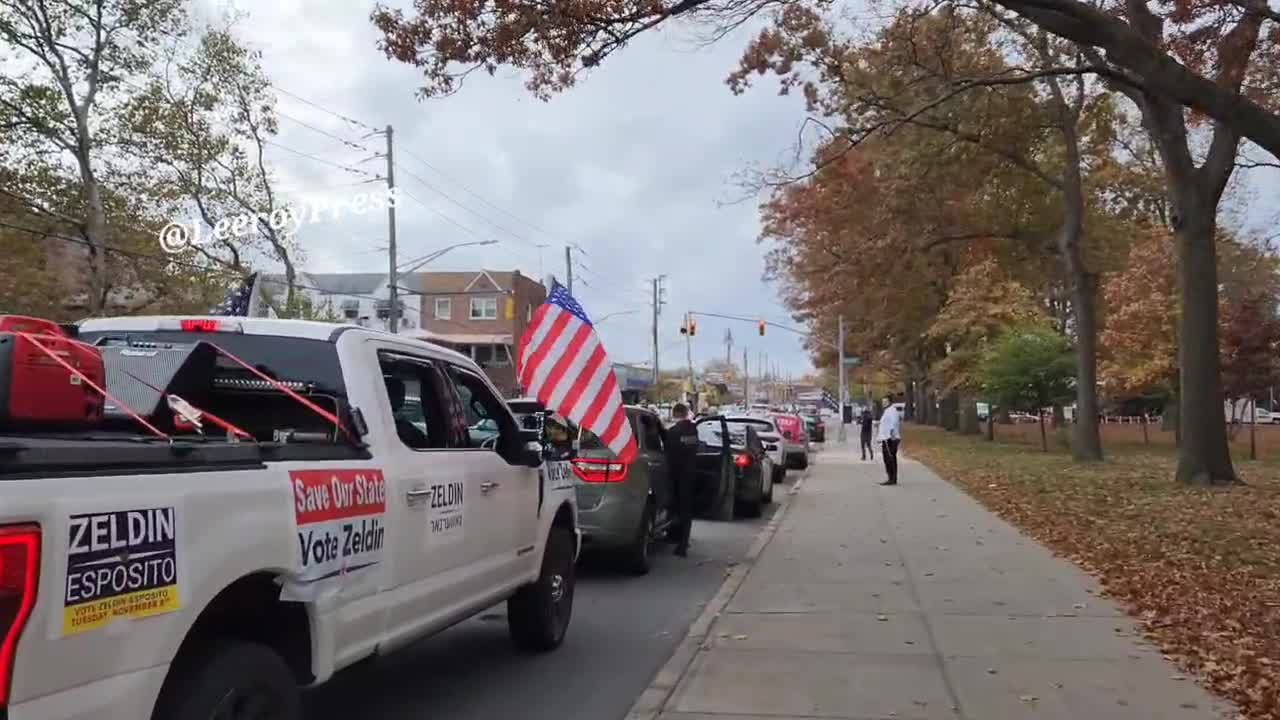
<box><xmin>480</xmin><ymin>481</ymin><xmax>500</xmax><ymax>493</ymax></box>
<box><xmin>406</xmin><ymin>488</ymin><xmax>431</xmax><ymax>500</ymax></box>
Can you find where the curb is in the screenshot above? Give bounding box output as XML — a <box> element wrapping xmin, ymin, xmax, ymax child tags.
<box><xmin>623</xmin><ymin>466</ymin><xmax>808</xmax><ymax>720</ymax></box>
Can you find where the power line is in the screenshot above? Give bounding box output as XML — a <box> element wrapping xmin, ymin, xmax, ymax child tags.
<box><xmin>399</xmin><ymin>146</ymin><xmax>553</xmax><ymax>239</ymax></box>
<box><xmin>275</xmin><ymin>110</ymin><xmax>371</xmax><ymax>153</ymax></box>
<box><xmin>271</xmin><ymin>85</ymin><xmax>379</xmax><ymax>133</ymax></box>
<box><xmin>394</xmin><ymin>162</ymin><xmax>543</xmax><ymax>249</ymax></box>
<box><xmin>395</xmin><ymin>189</ymin><xmax>542</xmax><ymax>270</ymax></box>
<box><xmin>261</xmin><ymin>139</ymin><xmax>378</xmax><ymax>178</ymax></box>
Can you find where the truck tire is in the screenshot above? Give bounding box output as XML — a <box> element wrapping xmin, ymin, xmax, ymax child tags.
<box><xmin>797</xmin><ymin>453</ymin><xmax>810</xmax><ymax>470</ymax></box>
<box><xmin>152</xmin><ymin>640</ymin><xmax>299</xmax><ymax>720</ymax></box>
<box><xmin>763</xmin><ymin>471</ymin><xmax>774</xmax><ymax>504</ymax></box>
<box><xmin>624</xmin><ymin>503</ymin><xmax>654</xmax><ymax>575</ymax></box>
<box><xmin>714</xmin><ymin>465</ymin><xmax>736</xmax><ymax>522</ymax></box>
<box><xmin>509</xmin><ymin>527</ymin><xmax>576</xmax><ymax>652</ymax></box>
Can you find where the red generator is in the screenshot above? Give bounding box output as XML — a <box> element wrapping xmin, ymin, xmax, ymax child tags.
<box><xmin>0</xmin><ymin>315</ymin><xmax>105</xmax><ymax>428</ymax></box>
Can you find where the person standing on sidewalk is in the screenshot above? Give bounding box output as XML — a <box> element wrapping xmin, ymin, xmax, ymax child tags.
<box><xmin>877</xmin><ymin>398</ymin><xmax>902</xmax><ymax>486</ymax></box>
<box><xmin>664</xmin><ymin>403</ymin><xmax>699</xmax><ymax>557</ymax></box>
<box><xmin>859</xmin><ymin>409</ymin><xmax>875</xmax><ymax>461</ymax></box>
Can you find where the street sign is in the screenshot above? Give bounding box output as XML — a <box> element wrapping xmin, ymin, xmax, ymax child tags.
<box><xmin>843</xmin><ymin>357</ymin><xmax>862</xmax><ymax>367</ymax></box>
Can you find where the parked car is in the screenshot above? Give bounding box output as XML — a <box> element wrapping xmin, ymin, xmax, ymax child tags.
<box><xmin>564</xmin><ymin>406</ymin><xmax>679</xmax><ymax>574</ymax></box>
<box><xmin>697</xmin><ymin>417</ymin><xmax>774</xmax><ymax>517</ymax></box>
<box><xmin>772</xmin><ymin>413</ymin><xmax>810</xmax><ymax>469</ymax></box>
<box><xmin>3</xmin><ymin>315</ymin><xmax>579</xmax><ymax>720</ymax></box>
<box><xmin>724</xmin><ymin>415</ymin><xmax>787</xmax><ymax>485</ymax></box>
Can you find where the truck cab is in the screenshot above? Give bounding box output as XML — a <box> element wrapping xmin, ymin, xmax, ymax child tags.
<box><xmin>0</xmin><ymin>316</ymin><xmax>579</xmax><ymax>720</ymax></box>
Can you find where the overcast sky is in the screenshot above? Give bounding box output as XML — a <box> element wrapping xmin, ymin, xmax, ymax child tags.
<box><xmin>202</xmin><ymin>0</ymin><xmax>818</xmax><ymax>377</ymax></box>
<box><xmin>205</xmin><ymin>0</ymin><xmax>1278</xmax><ymax>378</ymax></box>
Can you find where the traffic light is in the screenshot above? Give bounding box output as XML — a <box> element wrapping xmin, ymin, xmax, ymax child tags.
<box><xmin>688</xmin><ymin>315</ymin><xmax>697</xmax><ymax>336</ymax></box>
<box><xmin>758</xmin><ymin>319</ymin><xmax>766</xmax><ymax>336</ymax></box>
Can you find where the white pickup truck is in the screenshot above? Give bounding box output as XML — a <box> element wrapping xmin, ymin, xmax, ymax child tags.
<box><xmin>0</xmin><ymin>316</ymin><xmax>579</xmax><ymax>720</ymax></box>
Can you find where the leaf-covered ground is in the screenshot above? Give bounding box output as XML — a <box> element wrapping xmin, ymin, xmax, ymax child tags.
<box><xmin>908</xmin><ymin>425</ymin><xmax>1280</xmax><ymax>719</ymax></box>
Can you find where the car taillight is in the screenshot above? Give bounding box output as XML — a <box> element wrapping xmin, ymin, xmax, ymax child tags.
<box><xmin>571</xmin><ymin>458</ymin><xmax>629</xmax><ymax>483</ymax></box>
<box><xmin>0</xmin><ymin>524</ymin><xmax>40</xmax><ymax>708</ymax></box>
<box><xmin>734</xmin><ymin>453</ymin><xmax>752</xmax><ymax>468</ymax></box>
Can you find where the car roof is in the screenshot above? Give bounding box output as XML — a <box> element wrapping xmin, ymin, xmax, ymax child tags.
<box><xmin>79</xmin><ymin>314</ymin><xmax>478</xmax><ymax>367</ymax></box>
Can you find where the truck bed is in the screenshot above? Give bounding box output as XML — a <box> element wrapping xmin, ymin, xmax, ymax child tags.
<box><xmin>0</xmin><ymin>434</ymin><xmax>369</xmax><ymax>479</ymax></box>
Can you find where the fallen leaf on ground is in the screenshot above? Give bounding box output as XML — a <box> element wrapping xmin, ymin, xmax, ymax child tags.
<box><xmin>910</xmin><ymin>426</ymin><xmax>1280</xmax><ymax>720</ymax></box>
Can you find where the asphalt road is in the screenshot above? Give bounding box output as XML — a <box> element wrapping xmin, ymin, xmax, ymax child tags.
<box><xmin>303</xmin><ymin>471</ymin><xmax>793</xmax><ymax>720</ymax></box>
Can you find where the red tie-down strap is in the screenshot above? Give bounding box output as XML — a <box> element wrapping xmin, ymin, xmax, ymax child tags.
<box><xmin>204</xmin><ymin>341</ymin><xmax>352</xmax><ymax>440</ymax></box>
<box><xmin>117</xmin><ymin>367</ymin><xmax>253</xmax><ymax>441</ymax></box>
<box><xmin>16</xmin><ymin>331</ymin><xmax>170</xmax><ymax>441</ymax></box>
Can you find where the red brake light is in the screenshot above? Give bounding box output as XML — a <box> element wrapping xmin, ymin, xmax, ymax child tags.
<box><xmin>180</xmin><ymin>319</ymin><xmax>220</xmax><ymax>332</ymax></box>
<box><xmin>734</xmin><ymin>452</ymin><xmax>752</xmax><ymax>468</ymax></box>
<box><xmin>571</xmin><ymin>458</ymin><xmax>629</xmax><ymax>483</ymax></box>
<box><xmin>0</xmin><ymin>524</ymin><xmax>40</xmax><ymax>707</ymax></box>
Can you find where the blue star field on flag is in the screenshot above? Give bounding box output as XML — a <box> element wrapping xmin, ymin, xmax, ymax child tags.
<box><xmin>209</xmin><ymin>273</ymin><xmax>257</xmax><ymax>316</ymax></box>
<box><xmin>545</xmin><ymin>281</ymin><xmax>593</xmax><ymax>326</ymax></box>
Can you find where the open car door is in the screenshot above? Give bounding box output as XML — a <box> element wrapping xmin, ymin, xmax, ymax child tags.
<box><xmin>694</xmin><ymin>415</ymin><xmax>736</xmax><ymax>521</ymax></box>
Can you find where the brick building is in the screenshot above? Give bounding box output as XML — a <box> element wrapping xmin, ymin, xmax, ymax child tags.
<box><xmin>404</xmin><ymin>270</ymin><xmax>547</xmax><ymax>396</ymax></box>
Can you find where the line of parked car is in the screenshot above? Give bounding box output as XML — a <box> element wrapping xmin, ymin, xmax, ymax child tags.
<box><xmin>473</xmin><ymin>400</ymin><xmax>825</xmax><ymax>575</ymax></box>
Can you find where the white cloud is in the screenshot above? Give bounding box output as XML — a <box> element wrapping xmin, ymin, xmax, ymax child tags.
<box><xmin>211</xmin><ymin>0</ymin><xmax>820</xmax><ymax>375</ymax></box>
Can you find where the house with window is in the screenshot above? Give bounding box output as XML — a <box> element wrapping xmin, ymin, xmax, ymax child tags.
<box><xmin>257</xmin><ymin>272</ymin><xmax>423</xmax><ymax>332</ymax></box>
<box><xmin>404</xmin><ymin>270</ymin><xmax>547</xmax><ymax>396</ymax></box>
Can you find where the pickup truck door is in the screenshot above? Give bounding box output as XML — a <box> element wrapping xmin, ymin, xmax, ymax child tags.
<box><xmin>441</xmin><ymin>364</ymin><xmax>540</xmax><ymax>594</ymax></box>
<box><xmin>370</xmin><ymin>349</ymin><xmax>486</xmax><ymax>642</ymax></box>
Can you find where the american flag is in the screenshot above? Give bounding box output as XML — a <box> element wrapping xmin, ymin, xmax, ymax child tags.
<box><xmin>209</xmin><ymin>273</ymin><xmax>258</xmax><ymax>316</ymax></box>
<box><xmin>517</xmin><ymin>281</ymin><xmax>637</xmax><ymax>462</ymax></box>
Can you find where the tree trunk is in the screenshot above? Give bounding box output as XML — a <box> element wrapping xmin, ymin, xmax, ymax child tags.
<box><xmin>985</xmin><ymin>410</ymin><xmax>995</xmax><ymax>441</ymax></box>
<box><xmin>941</xmin><ymin>392</ymin><xmax>960</xmax><ymax>431</ymax></box>
<box><xmin>1142</xmin><ymin>416</ymin><xmax>1149</xmax><ymax>445</ymax></box>
<box><xmin>1069</xmin><ymin>272</ymin><xmax>1104</xmax><ymax>461</ymax></box>
<box><xmin>959</xmin><ymin>394</ymin><xmax>980</xmax><ymax>435</ymax></box>
<box><xmin>904</xmin><ymin>379</ymin><xmax>916</xmax><ymax>421</ymax></box>
<box><xmin>77</xmin><ymin>164</ymin><xmax>108</xmax><ymax>315</ymax></box>
<box><xmin>1173</xmin><ymin>200</ymin><xmax>1237</xmax><ymax>484</ymax></box>
<box><xmin>1039</xmin><ymin>412</ymin><xmax>1047</xmax><ymax>452</ymax></box>
<box><xmin>1250</xmin><ymin>399</ymin><xmax>1257</xmax><ymax>461</ymax></box>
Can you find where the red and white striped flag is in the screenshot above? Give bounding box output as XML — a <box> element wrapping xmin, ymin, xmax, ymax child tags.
<box><xmin>517</xmin><ymin>281</ymin><xmax>638</xmax><ymax>462</ymax></box>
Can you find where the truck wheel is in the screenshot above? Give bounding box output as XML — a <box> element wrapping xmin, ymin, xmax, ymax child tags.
<box><xmin>152</xmin><ymin>640</ymin><xmax>299</xmax><ymax>720</ymax></box>
<box><xmin>624</xmin><ymin>503</ymin><xmax>654</xmax><ymax>575</ymax></box>
<box><xmin>509</xmin><ymin>527</ymin><xmax>576</xmax><ymax>652</ymax></box>
<box><xmin>714</xmin><ymin>466</ymin><xmax>736</xmax><ymax>521</ymax></box>
<box><xmin>763</xmin><ymin>472</ymin><xmax>774</xmax><ymax>504</ymax></box>
<box><xmin>797</xmin><ymin>453</ymin><xmax>810</xmax><ymax>470</ymax></box>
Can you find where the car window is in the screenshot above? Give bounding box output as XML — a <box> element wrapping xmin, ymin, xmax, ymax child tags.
<box><xmin>639</xmin><ymin>414</ymin><xmax>664</xmax><ymax>451</ymax></box>
<box><xmin>728</xmin><ymin>418</ymin><xmax>775</xmax><ymax>434</ymax></box>
<box><xmin>696</xmin><ymin>421</ymin><xmax>720</xmax><ymax>445</ymax></box>
<box><xmin>444</xmin><ymin>366</ymin><xmax>510</xmax><ymax>451</ymax></box>
<box><xmin>378</xmin><ymin>352</ymin><xmax>451</xmax><ymax>450</ymax></box>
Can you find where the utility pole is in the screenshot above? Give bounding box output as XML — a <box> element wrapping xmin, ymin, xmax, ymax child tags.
<box><xmin>838</xmin><ymin>314</ymin><xmax>847</xmax><ymax>442</ymax></box>
<box><xmin>565</xmin><ymin>246</ymin><xmax>573</xmax><ymax>294</ymax></box>
<box><xmin>685</xmin><ymin>312</ymin><xmax>696</xmax><ymax>407</ymax></box>
<box><xmin>383</xmin><ymin>124</ymin><xmax>400</xmax><ymax>333</ymax></box>
<box><xmin>724</xmin><ymin>327</ymin><xmax>734</xmax><ymax>365</ymax></box>
<box><xmin>743</xmin><ymin>348</ymin><xmax>749</xmax><ymax>406</ymax></box>
<box><xmin>650</xmin><ymin>276</ymin><xmax>666</xmax><ymax>387</ymax></box>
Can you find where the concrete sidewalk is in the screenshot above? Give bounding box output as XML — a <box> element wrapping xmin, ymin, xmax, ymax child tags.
<box><xmin>642</xmin><ymin>442</ymin><xmax>1237</xmax><ymax>720</ymax></box>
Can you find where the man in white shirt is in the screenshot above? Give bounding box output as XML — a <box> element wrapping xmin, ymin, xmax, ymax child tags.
<box><xmin>876</xmin><ymin>397</ymin><xmax>903</xmax><ymax>485</ymax></box>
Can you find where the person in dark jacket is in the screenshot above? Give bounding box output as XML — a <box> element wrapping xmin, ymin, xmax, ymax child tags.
<box><xmin>859</xmin><ymin>409</ymin><xmax>875</xmax><ymax>461</ymax></box>
<box><xmin>664</xmin><ymin>403</ymin><xmax>700</xmax><ymax>557</ymax></box>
